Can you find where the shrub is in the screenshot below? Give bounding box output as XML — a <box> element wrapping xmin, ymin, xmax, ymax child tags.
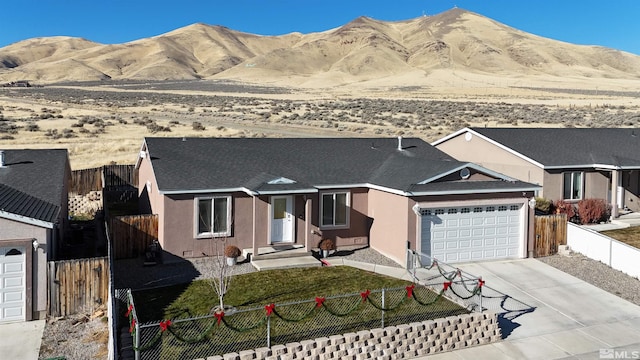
<box><xmin>224</xmin><ymin>245</ymin><xmax>241</xmax><ymax>258</ymax></box>
<box><xmin>554</xmin><ymin>200</ymin><xmax>576</xmax><ymax>220</ymax></box>
<box><xmin>534</xmin><ymin>197</ymin><xmax>553</xmax><ymax>214</ymax></box>
<box><xmin>577</xmin><ymin>198</ymin><xmax>610</xmax><ymax>225</ymax></box>
<box><xmin>192</xmin><ymin>121</ymin><xmax>206</xmax><ymax>131</ymax></box>
<box><xmin>318</xmin><ymin>238</ymin><xmax>336</xmax><ymax>251</ymax></box>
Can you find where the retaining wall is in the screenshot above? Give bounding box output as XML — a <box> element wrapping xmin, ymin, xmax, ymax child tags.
<box><xmin>197</xmin><ymin>312</ymin><xmax>500</xmax><ymax>360</ymax></box>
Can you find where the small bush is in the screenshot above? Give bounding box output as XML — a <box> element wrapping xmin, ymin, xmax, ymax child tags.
<box><xmin>577</xmin><ymin>198</ymin><xmax>610</xmax><ymax>224</ymax></box>
<box><xmin>224</xmin><ymin>245</ymin><xmax>241</xmax><ymax>258</ymax></box>
<box><xmin>318</xmin><ymin>238</ymin><xmax>336</xmax><ymax>250</ymax></box>
<box><xmin>554</xmin><ymin>200</ymin><xmax>576</xmax><ymax>220</ymax></box>
<box><xmin>534</xmin><ymin>197</ymin><xmax>553</xmax><ymax>214</ymax></box>
<box><xmin>192</xmin><ymin>121</ymin><xmax>206</xmax><ymax>131</ymax></box>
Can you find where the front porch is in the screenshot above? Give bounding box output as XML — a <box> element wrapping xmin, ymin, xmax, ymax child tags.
<box><xmin>243</xmin><ymin>244</ymin><xmax>322</xmax><ymax>271</ymax></box>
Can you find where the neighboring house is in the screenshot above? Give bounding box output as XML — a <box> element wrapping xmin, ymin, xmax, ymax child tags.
<box><xmin>432</xmin><ymin>127</ymin><xmax>640</xmax><ymax>218</ymax></box>
<box><xmin>135</xmin><ymin>137</ymin><xmax>539</xmax><ymax>268</ymax></box>
<box><xmin>0</xmin><ymin>149</ymin><xmax>70</xmax><ymax>322</ymax></box>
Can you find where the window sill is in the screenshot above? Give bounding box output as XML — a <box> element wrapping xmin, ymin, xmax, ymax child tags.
<box><xmin>319</xmin><ymin>225</ymin><xmax>350</xmax><ymax>231</ymax></box>
<box><xmin>196</xmin><ymin>233</ymin><xmax>231</xmax><ymax>239</ymax></box>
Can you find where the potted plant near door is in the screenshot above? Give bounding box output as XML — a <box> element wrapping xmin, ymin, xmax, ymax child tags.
<box><xmin>224</xmin><ymin>245</ymin><xmax>242</xmax><ymax>266</ymax></box>
<box><xmin>318</xmin><ymin>238</ymin><xmax>336</xmax><ymax>259</ymax></box>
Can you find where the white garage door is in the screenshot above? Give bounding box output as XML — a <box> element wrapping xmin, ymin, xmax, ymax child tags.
<box><xmin>420</xmin><ymin>204</ymin><xmax>523</xmax><ymax>264</ymax></box>
<box><xmin>0</xmin><ymin>247</ymin><xmax>26</xmax><ymax>323</ymax></box>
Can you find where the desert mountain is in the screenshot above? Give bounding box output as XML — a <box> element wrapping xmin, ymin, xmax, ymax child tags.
<box><xmin>1</xmin><ymin>8</ymin><xmax>639</xmax><ymax>87</ymax></box>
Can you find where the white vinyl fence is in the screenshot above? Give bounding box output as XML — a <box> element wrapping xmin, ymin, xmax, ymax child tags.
<box><xmin>567</xmin><ymin>223</ymin><xmax>640</xmax><ymax>279</ymax></box>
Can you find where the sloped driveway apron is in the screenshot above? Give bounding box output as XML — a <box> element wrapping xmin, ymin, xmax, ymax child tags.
<box><xmin>414</xmin><ymin>258</ymin><xmax>640</xmax><ymax>360</ymax></box>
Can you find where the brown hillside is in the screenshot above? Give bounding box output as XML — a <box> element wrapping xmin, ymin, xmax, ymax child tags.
<box><xmin>1</xmin><ymin>8</ymin><xmax>639</xmax><ymax>88</ymax></box>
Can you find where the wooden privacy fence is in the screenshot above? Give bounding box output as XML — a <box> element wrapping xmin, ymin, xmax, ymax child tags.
<box><xmin>534</xmin><ymin>214</ymin><xmax>567</xmax><ymax>257</ymax></box>
<box><xmin>48</xmin><ymin>257</ymin><xmax>109</xmax><ymax>317</ymax></box>
<box><xmin>70</xmin><ymin>164</ymin><xmax>137</xmax><ymax>195</ymax></box>
<box><xmin>109</xmin><ymin>214</ymin><xmax>158</xmax><ymax>259</ymax></box>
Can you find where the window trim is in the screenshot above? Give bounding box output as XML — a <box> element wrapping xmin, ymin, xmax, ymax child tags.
<box><xmin>563</xmin><ymin>171</ymin><xmax>584</xmax><ymax>200</ymax></box>
<box><xmin>194</xmin><ymin>195</ymin><xmax>232</xmax><ymax>238</ymax></box>
<box><xmin>319</xmin><ymin>191</ymin><xmax>351</xmax><ymax>230</ymax></box>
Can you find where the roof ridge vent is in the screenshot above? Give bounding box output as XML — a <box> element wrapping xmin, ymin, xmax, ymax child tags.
<box><xmin>0</xmin><ymin>150</ymin><xmax>5</xmax><ymax>167</ymax></box>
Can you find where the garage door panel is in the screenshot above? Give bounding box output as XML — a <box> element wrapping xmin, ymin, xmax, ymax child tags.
<box><xmin>0</xmin><ymin>247</ymin><xmax>26</xmax><ymax>323</ymax></box>
<box><xmin>421</xmin><ymin>204</ymin><xmax>523</xmax><ymax>264</ymax></box>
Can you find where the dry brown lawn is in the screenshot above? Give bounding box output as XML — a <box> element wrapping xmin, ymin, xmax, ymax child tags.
<box><xmin>601</xmin><ymin>227</ymin><xmax>640</xmax><ymax>249</ymax></box>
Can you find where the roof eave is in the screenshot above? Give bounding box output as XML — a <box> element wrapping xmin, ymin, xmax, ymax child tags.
<box><xmin>0</xmin><ymin>210</ymin><xmax>55</xmax><ymax>229</ymax></box>
<box><xmin>407</xmin><ymin>186</ymin><xmax>541</xmax><ymax>197</ymax></box>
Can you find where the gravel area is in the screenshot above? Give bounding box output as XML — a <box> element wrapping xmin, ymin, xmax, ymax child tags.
<box><xmin>538</xmin><ymin>253</ymin><xmax>640</xmax><ymax>306</ymax></box>
<box><xmin>326</xmin><ymin>246</ymin><xmax>403</xmax><ymax>268</ymax></box>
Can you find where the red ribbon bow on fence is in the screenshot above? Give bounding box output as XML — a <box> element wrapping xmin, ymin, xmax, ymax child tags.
<box><xmin>478</xmin><ymin>279</ymin><xmax>485</xmax><ymax>288</ymax></box>
<box><xmin>214</xmin><ymin>312</ymin><xmax>224</xmax><ymax>326</ymax></box>
<box><xmin>265</xmin><ymin>304</ymin><xmax>275</xmax><ymax>317</ymax></box>
<box><xmin>159</xmin><ymin>320</ymin><xmax>172</xmax><ymax>332</ymax></box>
<box><xmin>315</xmin><ymin>297</ymin><xmax>325</xmax><ymax>308</ymax></box>
<box><xmin>406</xmin><ymin>285</ymin><xmax>415</xmax><ymax>298</ymax></box>
<box><xmin>443</xmin><ymin>281</ymin><xmax>452</xmax><ymax>291</ymax></box>
<box><xmin>129</xmin><ymin>319</ymin><xmax>136</xmax><ymax>333</ymax></box>
<box><xmin>125</xmin><ymin>304</ymin><xmax>133</xmax><ymax>318</ymax></box>
<box><xmin>360</xmin><ymin>290</ymin><xmax>371</xmax><ymax>303</ymax></box>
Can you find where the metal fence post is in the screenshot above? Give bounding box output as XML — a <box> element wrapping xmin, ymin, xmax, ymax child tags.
<box><xmin>381</xmin><ymin>288</ymin><xmax>385</xmax><ymax>328</ymax></box>
<box><xmin>134</xmin><ymin>321</ymin><xmax>140</xmax><ymax>360</ymax></box>
<box><xmin>479</xmin><ymin>277</ymin><xmax>483</xmax><ymax>313</ymax></box>
<box><xmin>266</xmin><ymin>315</ymin><xmax>271</xmax><ymax>348</ymax></box>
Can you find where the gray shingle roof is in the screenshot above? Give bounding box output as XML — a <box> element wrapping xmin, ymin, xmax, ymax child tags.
<box><xmin>144</xmin><ymin>137</ymin><xmax>533</xmax><ymax>195</ymax></box>
<box><xmin>469</xmin><ymin>127</ymin><xmax>640</xmax><ymax>168</ymax></box>
<box><xmin>0</xmin><ymin>149</ymin><xmax>69</xmax><ymax>224</ymax></box>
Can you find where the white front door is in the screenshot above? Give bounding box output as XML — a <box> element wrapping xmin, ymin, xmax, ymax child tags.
<box><xmin>0</xmin><ymin>247</ymin><xmax>26</xmax><ymax>323</ymax></box>
<box><xmin>271</xmin><ymin>196</ymin><xmax>294</xmax><ymax>243</ymax></box>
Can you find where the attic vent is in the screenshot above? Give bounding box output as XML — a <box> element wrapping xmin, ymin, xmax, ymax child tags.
<box><xmin>267</xmin><ymin>177</ymin><xmax>296</xmax><ymax>185</ymax></box>
<box><xmin>460</xmin><ymin>168</ymin><xmax>471</xmax><ymax>180</ymax></box>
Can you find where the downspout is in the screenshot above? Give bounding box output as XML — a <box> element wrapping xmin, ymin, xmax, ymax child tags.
<box><xmin>252</xmin><ymin>196</ymin><xmax>257</xmax><ymax>259</ymax></box>
<box><xmin>611</xmin><ymin>170</ymin><xmax>619</xmax><ymax>219</ymax></box>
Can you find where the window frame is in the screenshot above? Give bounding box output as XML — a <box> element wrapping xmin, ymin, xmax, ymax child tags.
<box><xmin>563</xmin><ymin>171</ymin><xmax>584</xmax><ymax>200</ymax></box>
<box><xmin>194</xmin><ymin>195</ymin><xmax>232</xmax><ymax>238</ymax></box>
<box><xmin>319</xmin><ymin>191</ymin><xmax>351</xmax><ymax>229</ymax></box>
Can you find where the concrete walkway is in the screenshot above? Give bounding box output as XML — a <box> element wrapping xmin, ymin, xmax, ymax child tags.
<box><xmin>0</xmin><ymin>320</ymin><xmax>45</xmax><ymax>360</ymax></box>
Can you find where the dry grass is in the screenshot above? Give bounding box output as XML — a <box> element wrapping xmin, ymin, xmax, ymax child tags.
<box><xmin>38</xmin><ymin>307</ymin><xmax>109</xmax><ymax>360</ymax></box>
<box><xmin>601</xmin><ymin>227</ymin><xmax>640</xmax><ymax>249</ymax></box>
<box><xmin>1</xmin><ymin>82</ymin><xmax>639</xmax><ymax>170</ymax></box>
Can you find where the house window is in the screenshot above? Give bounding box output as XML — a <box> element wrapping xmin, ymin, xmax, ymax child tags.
<box><xmin>321</xmin><ymin>192</ymin><xmax>350</xmax><ymax>228</ymax></box>
<box><xmin>563</xmin><ymin>172</ymin><xmax>583</xmax><ymax>200</ymax></box>
<box><xmin>196</xmin><ymin>196</ymin><xmax>231</xmax><ymax>237</ymax></box>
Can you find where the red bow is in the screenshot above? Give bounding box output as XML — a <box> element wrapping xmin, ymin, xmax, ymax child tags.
<box><xmin>265</xmin><ymin>304</ymin><xmax>275</xmax><ymax>317</ymax></box>
<box><xmin>360</xmin><ymin>290</ymin><xmax>370</xmax><ymax>302</ymax></box>
<box><xmin>125</xmin><ymin>304</ymin><xmax>133</xmax><ymax>318</ymax></box>
<box><xmin>406</xmin><ymin>285</ymin><xmax>415</xmax><ymax>298</ymax></box>
<box><xmin>129</xmin><ymin>319</ymin><xmax>136</xmax><ymax>333</ymax></box>
<box><xmin>315</xmin><ymin>297</ymin><xmax>325</xmax><ymax>308</ymax></box>
<box><xmin>443</xmin><ymin>281</ymin><xmax>452</xmax><ymax>291</ymax></box>
<box><xmin>214</xmin><ymin>312</ymin><xmax>224</xmax><ymax>325</ymax></box>
<box><xmin>478</xmin><ymin>279</ymin><xmax>485</xmax><ymax>288</ymax></box>
<box><xmin>159</xmin><ymin>320</ymin><xmax>172</xmax><ymax>332</ymax></box>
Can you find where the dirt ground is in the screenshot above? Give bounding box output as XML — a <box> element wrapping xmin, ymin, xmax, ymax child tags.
<box><xmin>38</xmin><ymin>307</ymin><xmax>109</xmax><ymax>360</ymax></box>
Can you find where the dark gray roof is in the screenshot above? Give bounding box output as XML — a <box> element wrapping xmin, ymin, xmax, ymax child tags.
<box><xmin>470</xmin><ymin>127</ymin><xmax>640</xmax><ymax>168</ymax></box>
<box><xmin>144</xmin><ymin>137</ymin><xmax>532</xmax><ymax>195</ymax></box>
<box><xmin>0</xmin><ymin>184</ymin><xmax>60</xmax><ymax>223</ymax></box>
<box><xmin>0</xmin><ymin>149</ymin><xmax>69</xmax><ymax>223</ymax></box>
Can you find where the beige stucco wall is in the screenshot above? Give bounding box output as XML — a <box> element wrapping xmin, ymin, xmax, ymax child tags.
<box><xmin>0</xmin><ymin>217</ymin><xmax>49</xmax><ymax>317</ymax></box>
<box><xmin>435</xmin><ymin>132</ymin><xmax>545</xmax><ymax>193</ymax></box>
<box><xmin>543</xmin><ymin>170</ymin><xmax>611</xmax><ymax>203</ymax></box>
<box><xmin>314</xmin><ymin>188</ymin><xmax>370</xmax><ymax>248</ymax></box>
<box><xmin>368</xmin><ymin>189</ymin><xmax>410</xmax><ymax>267</ymax></box>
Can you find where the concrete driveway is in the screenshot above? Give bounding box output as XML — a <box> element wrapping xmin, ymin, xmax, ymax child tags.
<box><xmin>416</xmin><ymin>259</ymin><xmax>640</xmax><ymax>360</ymax></box>
<box><xmin>0</xmin><ymin>319</ymin><xmax>45</xmax><ymax>360</ymax></box>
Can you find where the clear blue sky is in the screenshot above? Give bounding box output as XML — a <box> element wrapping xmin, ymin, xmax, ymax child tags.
<box><xmin>2</xmin><ymin>0</ymin><xmax>639</xmax><ymax>55</ymax></box>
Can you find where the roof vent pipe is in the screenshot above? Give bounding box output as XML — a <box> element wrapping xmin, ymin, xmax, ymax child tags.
<box><xmin>397</xmin><ymin>136</ymin><xmax>403</xmax><ymax>151</ymax></box>
<box><xmin>0</xmin><ymin>150</ymin><xmax>5</xmax><ymax>167</ymax></box>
